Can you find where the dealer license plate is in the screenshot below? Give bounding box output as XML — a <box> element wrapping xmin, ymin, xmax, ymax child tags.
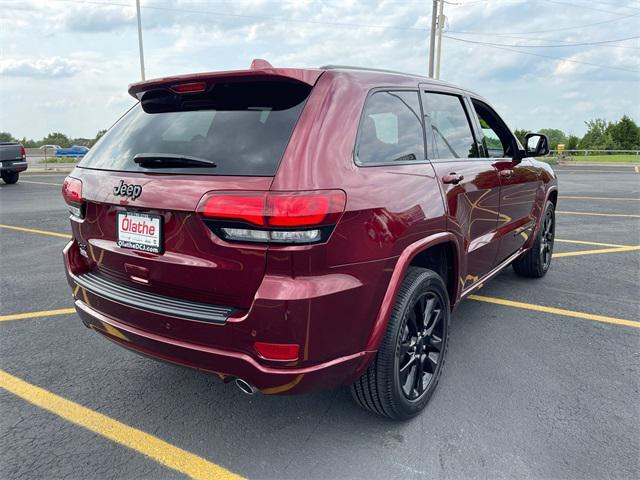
<box><xmin>117</xmin><ymin>211</ymin><xmax>163</xmax><ymax>254</ymax></box>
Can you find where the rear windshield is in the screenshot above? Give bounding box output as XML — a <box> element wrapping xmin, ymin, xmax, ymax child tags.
<box><xmin>78</xmin><ymin>80</ymin><xmax>312</xmax><ymax>176</ymax></box>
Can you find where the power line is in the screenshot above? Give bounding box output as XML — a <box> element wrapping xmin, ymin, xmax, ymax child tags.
<box><xmin>444</xmin><ymin>34</ymin><xmax>640</xmax><ymax>49</ymax></box>
<box><xmin>540</xmin><ymin>0</ymin><xmax>635</xmax><ymax>16</ymax></box>
<box><xmin>447</xmin><ymin>31</ymin><xmax>640</xmax><ymax>50</ymax></box>
<box><xmin>451</xmin><ymin>11</ymin><xmax>640</xmax><ymax>36</ymax></box>
<box><xmin>577</xmin><ymin>0</ymin><xmax>640</xmax><ymax>10</ymax></box>
<box><xmin>36</xmin><ymin>0</ymin><xmax>640</xmax><ymax>75</ymax></box>
<box><xmin>48</xmin><ymin>0</ymin><xmax>433</xmax><ymax>33</ymax></box>
<box><xmin>443</xmin><ymin>35</ymin><xmax>640</xmax><ymax>73</ymax></box>
<box><xmin>47</xmin><ymin>0</ymin><xmax>640</xmax><ymax>38</ymax></box>
<box><xmin>447</xmin><ymin>0</ymin><xmax>640</xmax><ymax>10</ymax></box>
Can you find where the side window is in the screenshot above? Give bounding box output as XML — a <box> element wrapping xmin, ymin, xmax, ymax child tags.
<box><xmin>471</xmin><ymin>100</ymin><xmax>516</xmax><ymax>158</ymax></box>
<box><xmin>422</xmin><ymin>92</ymin><xmax>478</xmax><ymax>159</ymax></box>
<box><xmin>356</xmin><ymin>91</ymin><xmax>424</xmax><ymax>165</ymax></box>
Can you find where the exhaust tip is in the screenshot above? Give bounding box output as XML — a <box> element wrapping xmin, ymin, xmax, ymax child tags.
<box><xmin>235</xmin><ymin>378</ymin><xmax>257</xmax><ymax>395</ymax></box>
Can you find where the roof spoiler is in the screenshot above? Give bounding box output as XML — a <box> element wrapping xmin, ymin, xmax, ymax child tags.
<box><xmin>128</xmin><ymin>59</ymin><xmax>323</xmax><ymax>99</ymax></box>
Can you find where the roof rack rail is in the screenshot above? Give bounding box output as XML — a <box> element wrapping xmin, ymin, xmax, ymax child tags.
<box><xmin>320</xmin><ymin>65</ymin><xmax>426</xmax><ymax>77</ymax></box>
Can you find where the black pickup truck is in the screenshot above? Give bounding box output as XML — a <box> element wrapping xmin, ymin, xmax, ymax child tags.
<box><xmin>0</xmin><ymin>142</ymin><xmax>28</xmax><ymax>184</ymax></box>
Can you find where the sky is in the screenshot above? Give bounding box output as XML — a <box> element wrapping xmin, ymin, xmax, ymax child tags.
<box><xmin>1</xmin><ymin>0</ymin><xmax>639</xmax><ymax>140</ymax></box>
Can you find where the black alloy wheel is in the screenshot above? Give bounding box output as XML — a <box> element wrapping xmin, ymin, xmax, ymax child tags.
<box><xmin>540</xmin><ymin>207</ymin><xmax>555</xmax><ymax>270</ymax></box>
<box><xmin>351</xmin><ymin>267</ymin><xmax>450</xmax><ymax>419</ymax></box>
<box><xmin>513</xmin><ymin>200</ymin><xmax>556</xmax><ymax>278</ymax></box>
<box><xmin>397</xmin><ymin>291</ymin><xmax>445</xmax><ymax>401</ymax></box>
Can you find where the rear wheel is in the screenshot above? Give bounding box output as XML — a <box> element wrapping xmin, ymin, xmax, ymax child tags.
<box><xmin>513</xmin><ymin>201</ymin><xmax>555</xmax><ymax>278</ymax></box>
<box><xmin>351</xmin><ymin>267</ymin><xmax>450</xmax><ymax>420</ymax></box>
<box><xmin>1</xmin><ymin>171</ymin><xmax>19</xmax><ymax>184</ymax></box>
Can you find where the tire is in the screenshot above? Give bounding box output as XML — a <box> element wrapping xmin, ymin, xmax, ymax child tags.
<box><xmin>1</xmin><ymin>171</ymin><xmax>19</xmax><ymax>184</ymax></box>
<box><xmin>351</xmin><ymin>267</ymin><xmax>450</xmax><ymax>420</ymax></box>
<box><xmin>513</xmin><ymin>200</ymin><xmax>555</xmax><ymax>278</ymax></box>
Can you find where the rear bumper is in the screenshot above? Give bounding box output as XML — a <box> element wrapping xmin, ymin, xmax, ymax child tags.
<box><xmin>1</xmin><ymin>160</ymin><xmax>28</xmax><ymax>173</ymax></box>
<box><xmin>74</xmin><ymin>299</ymin><xmax>369</xmax><ymax>394</ymax></box>
<box><xmin>63</xmin><ymin>240</ymin><xmax>380</xmax><ymax>394</ymax></box>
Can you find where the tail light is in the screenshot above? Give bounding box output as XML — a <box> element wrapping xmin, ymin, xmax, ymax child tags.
<box><xmin>20</xmin><ymin>145</ymin><xmax>26</xmax><ymax>160</ymax></box>
<box><xmin>197</xmin><ymin>190</ymin><xmax>346</xmax><ymax>245</ymax></box>
<box><xmin>62</xmin><ymin>176</ymin><xmax>84</xmax><ymax>218</ymax></box>
<box><xmin>171</xmin><ymin>81</ymin><xmax>207</xmax><ymax>93</ymax></box>
<box><xmin>254</xmin><ymin>342</ymin><xmax>300</xmax><ymax>361</ymax></box>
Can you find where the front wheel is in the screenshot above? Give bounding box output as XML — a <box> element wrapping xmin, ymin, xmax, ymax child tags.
<box><xmin>1</xmin><ymin>171</ymin><xmax>19</xmax><ymax>184</ymax></box>
<box><xmin>351</xmin><ymin>267</ymin><xmax>450</xmax><ymax>420</ymax></box>
<box><xmin>513</xmin><ymin>200</ymin><xmax>555</xmax><ymax>278</ymax></box>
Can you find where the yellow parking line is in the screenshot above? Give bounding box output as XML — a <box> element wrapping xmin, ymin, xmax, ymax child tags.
<box><xmin>554</xmin><ymin>246</ymin><xmax>640</xmax><ymax>258</ymax></box>
<box><xmin>557</xmin><ymin>211</ymin><xmax>640</xmax><ymax>218</ymax></box>
<box><xmin>20</xmin><ymin>180</ymin><xmax>63</xmax><ymax>186</ymax></box>
<box><xmin>469</xmin><ymin>295</ymin><xmax>640</xmax><ymax>329</ymax></box>
<box><xmin>635</xmin><ymin>165</ymin><xmax>639</xmax><ymax>173</ymax></box>
<box><xmin>0</xmin><ymin>224</ymin><xmax>71</xmax><ymax>239</ymax></box>
<box><xmin>0</xmin><ymin>308</ymin><xmax>76</xmax><ymax>322</ymax></box>
<box><xmin>0</xmin><ymin>369</ymin><xmax>244</xmax><ymax>480</ymax></box>
<box><xmin>559</xmin><ymin>195</ymin><xmax>640</xmax><ymax>202</ymax></box>
<box><xmin>555</xmin><ymin>238</ymin><xmax>629</xmax><ymax>248</ymax></box>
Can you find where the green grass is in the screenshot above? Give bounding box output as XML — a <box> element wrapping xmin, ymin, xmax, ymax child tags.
<box><xmin>560</xmin><ymin>154</ymin><xmax>640</xmax><ymax>164</ymax></box>
<box><xmin>38</xmin><ymin>157</ymin><xmax>80</xmax><ymax>164</ymax></box>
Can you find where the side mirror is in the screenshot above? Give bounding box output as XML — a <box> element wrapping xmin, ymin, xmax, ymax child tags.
<box><xmin>524</xmin><ymin>133</ymin><xmax>549</xmax><ymax>157</ymax></box>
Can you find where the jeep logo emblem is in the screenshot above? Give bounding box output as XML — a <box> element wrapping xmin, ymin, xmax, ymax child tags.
<box><xmin>113</xmin><ymin>180</ymin><xmax>142</xmax><ymax>200</ymax></box>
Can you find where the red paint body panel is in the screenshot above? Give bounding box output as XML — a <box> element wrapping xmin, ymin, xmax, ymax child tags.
<box><xmin>63</xmin><ymin>67</ymin><xmax>557</xmax><ymax>394</ymax></box>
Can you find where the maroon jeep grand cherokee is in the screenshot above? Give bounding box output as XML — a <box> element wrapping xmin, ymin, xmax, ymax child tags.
<box><xmin>62</xmin><ymin>61</ymin><xmax>557</xmax><ymax>419</ymax></box>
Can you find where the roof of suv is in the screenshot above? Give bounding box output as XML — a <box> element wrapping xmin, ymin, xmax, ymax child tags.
<box><xmin>128</xmin><ymin>60</ymin><xmax>478</xmax><ymax>99</ymax></box>
<box><xmin>320</xmin><ymin>64</ymin><xmax>479</xmax><ymax>96</ymax></box>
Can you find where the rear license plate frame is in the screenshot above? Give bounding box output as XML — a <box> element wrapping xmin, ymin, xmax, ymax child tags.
<box><xmin>117</xmin><ymin>210</ymin><xmax>164</xmax><ymax>254</ymax></box>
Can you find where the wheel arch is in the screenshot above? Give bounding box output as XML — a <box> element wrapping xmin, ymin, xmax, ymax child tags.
<box><xmin>525</xmin><ymin>185</ymin><xmax>558</xmax><ymax>250</ymax></box>
<box><xmin>363</xmin><ymin>232</ymin><xmax>461</xmax><ymax>353</ymax></box>
<box><xmin>547</xmin><ymin>188</ymin><xmax>558</xmax><ymax>208</ymax></box>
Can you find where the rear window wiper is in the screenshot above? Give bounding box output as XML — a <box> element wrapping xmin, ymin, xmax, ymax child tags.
<box><xmin>133</xmin><ymin>153</ymin><xmax>217</xmax><ymax>168</ymax></box>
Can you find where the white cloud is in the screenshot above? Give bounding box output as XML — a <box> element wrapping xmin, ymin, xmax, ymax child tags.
<box><xmin>0</xmin><ymin>57</ymin><xmax>81</xmax><ymax>78</ymax></box>
<box><xmin>0</xmin><ymin>0</ymin><xmax>638</xmax><ymax>139</ymax></box>
<box><xmin>554</xmin><ymin>60</ymin><xmax>580</xmax><ymax>76</ymax></box>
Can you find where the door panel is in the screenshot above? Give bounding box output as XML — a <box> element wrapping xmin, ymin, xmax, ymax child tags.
<box><xmin>468</xmin><ymin>98</ymin><xmax>540</xmax><ymax>263</ymax></box>
<box><xmin>494</xmin><ymin>159</ymin><xmax>540</xmax><ymax>262</ymax></box>
<box><xmin>430</xmin><ymin>161</ymin><xmax>501</xmax><ymax>289</ymax></box>
<box><xmin>420</xmin><ymin>88</ymin><xmax>501</xmax><ymax>291</ymax></box>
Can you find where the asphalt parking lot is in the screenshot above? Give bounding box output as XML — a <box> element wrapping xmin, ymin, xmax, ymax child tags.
<box><xmin>1</xmin><ymin>165</ymin><xmax>638</xmax><ymax>480</ymax></box>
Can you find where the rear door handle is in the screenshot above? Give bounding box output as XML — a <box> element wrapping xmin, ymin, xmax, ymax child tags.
<box><xmin>442</xmin><ymin>172</ymin><xmax>464</xmax><ymax>185</ymax></box>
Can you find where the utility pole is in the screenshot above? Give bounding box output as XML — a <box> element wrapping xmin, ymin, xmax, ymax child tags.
<box><xmin>136</xmin><ymin>0</ymin><xmax>146</xmax><ymax>80</ymax></box>
<box><xmin>434</xmin><ymin>0</ymin><xmax>445</xmax><ymax>79</ymax></box>
<box><xmin>428</xmin><ymin>0</ymin><xmax>438</xmax><ymax>78</ymax></box>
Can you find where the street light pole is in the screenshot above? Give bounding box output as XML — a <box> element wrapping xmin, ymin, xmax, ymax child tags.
<box><xmin>428</xmin><ymin>0</ymin><xmax>438</xmax><ymax>78</ymax></box>
<box><xmin>434</xmin><ymin>0</ymin><xmax>445</xmax><ymax>79</ymax></box>
<box><xmin>136</xmin><ymin>0</ymin><xmax>146</xmax><ymax>81</ymax></box>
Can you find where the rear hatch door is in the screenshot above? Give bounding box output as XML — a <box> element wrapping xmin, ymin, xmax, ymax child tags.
<box><xmin>71</xmin><ymin>72</ymin><xmax>317</xmax><ymax>310</ymax></box>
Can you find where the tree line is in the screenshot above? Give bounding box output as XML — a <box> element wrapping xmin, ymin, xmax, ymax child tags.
<box><xmin>2</xmin><ymin>115</ymin><xmax>638</xmax><ymax>151</ymax></box>
<box><xmin>514</xmin><ymin>115</ymin><xmax>640</xmax><ymax>151</ymax></box>
<box><xmin>0</xmin><ymin>130</ymin><xmax>107</xmax><ymax>149</ymax></box>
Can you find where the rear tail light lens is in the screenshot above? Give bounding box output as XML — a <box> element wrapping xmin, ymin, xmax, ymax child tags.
<box><xmin>20</xmin><ymin>145</ymin><xmax>26</xmax><ymax>160</ymax></box>
<box><xmin>62</xmin><ymin>176</ymin><xmax>84</xmax><ymax>218</ymax></box>
<box><xmin>197</xmin><ymin>190</ymin><xmax>346</xmax><ymax>245</ymax></box>
<box><xmin>254</xmin><ymin>342</ymin><xmax>300</xmax><ymax>361</ymax></box>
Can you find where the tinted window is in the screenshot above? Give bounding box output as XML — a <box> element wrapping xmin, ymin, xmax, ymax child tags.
<box><xmin>356</xmin><ymin>91</ymin><xmax>424</xmax><ymax>165</ymax></box>
<box><xmin>423</xmin><ymin>93</ymin><xmax>478</xmax><ymax>159</ymax></box>
<box><xmin>472</xmin><ymin>100</ymin><xmax>516</xmax><ymax>158</ymax></box>
<box><xmin>478</xmin><ymin>115</ymin><xmax>505</xmax><ymax>157</ymax></box>
<box><xmin>78</xmin><ymin>81</ymin><xmax>311</xmax><ymax>176</ymax></box>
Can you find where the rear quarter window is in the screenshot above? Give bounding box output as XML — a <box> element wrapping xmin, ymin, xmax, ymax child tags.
<box><xmin>355</xmin><ymin>90</ymin><xmax>425</xmax><ymax>165</ymax></box>
<box><xmin>79</xmin><ymin>80</ymin><xmax>311</xmax><ymax>176</ymax></box>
